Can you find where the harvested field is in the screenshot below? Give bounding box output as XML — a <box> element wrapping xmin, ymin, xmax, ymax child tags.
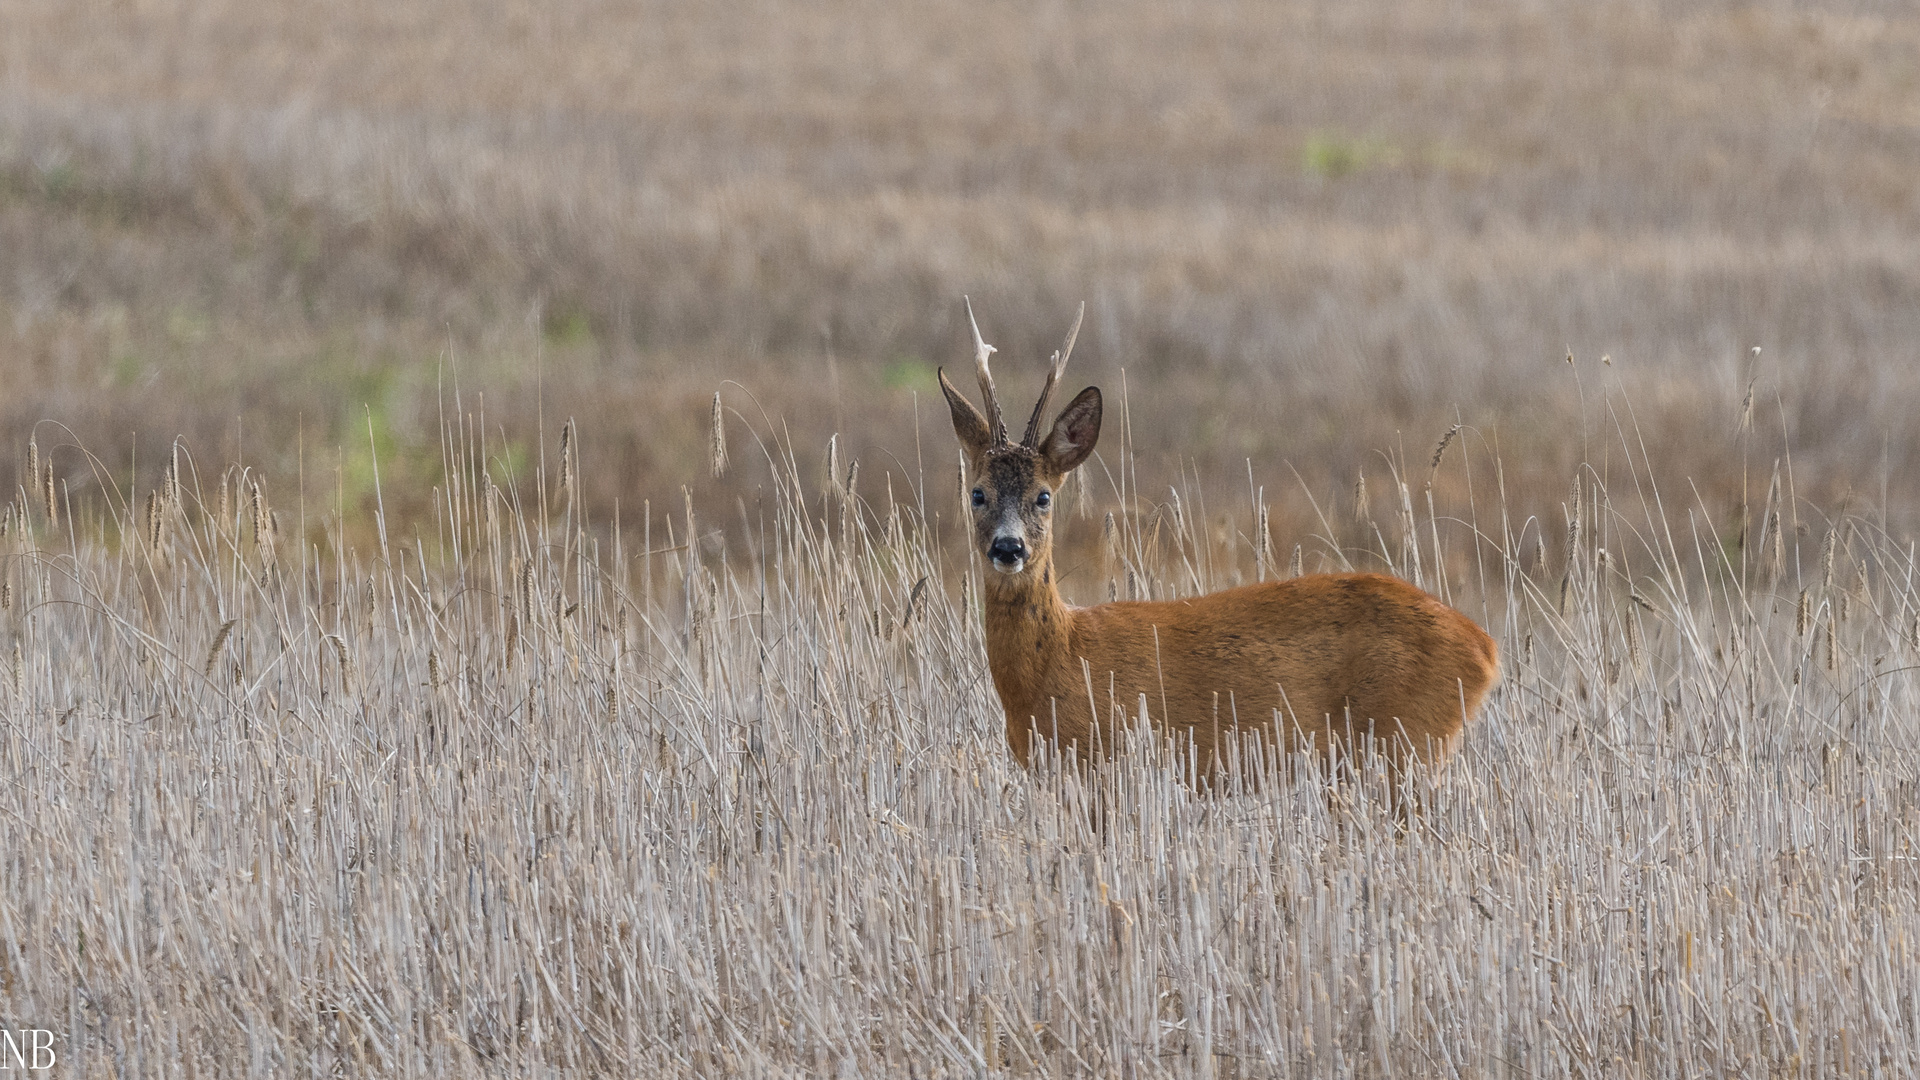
<box><xmin>3</xmin><ymin>0</ymin><xmax>1919</xmax><ymax>1074</ymax></box>
<box><xmin>1</xmin><ymin>407</ymin><xmax>1917</xmax><ymax>1075</ymax></box>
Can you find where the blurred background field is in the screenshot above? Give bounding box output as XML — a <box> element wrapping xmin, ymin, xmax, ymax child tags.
<box><xmin>3</xmin><ymin>0</ymin><xmax>1918</xmax><ymax>567</ymax></box>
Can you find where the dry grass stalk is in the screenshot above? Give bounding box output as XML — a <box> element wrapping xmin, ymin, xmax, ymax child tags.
<box><xmin>144</xmin><ymin>490</ymin><xmax>165</xmax><ymax>556</ymax></box>
<box><xmin>518</xmin><ymin>557</ymin><xmax>536</xmax><ymax>629</ymax></box>
<box><xmin>1255</xmin><ymin>503</ymin><xmax>1271</xmax><ymax>582</ymax></box>
<box><xmin>325</xmin><ymin>632</ymin><xmax>353</xmax><ymax>692</ymax></box>
<box><xmin>482</xmin><ymin>473</ymin><xmax>500</xmax><ymax>552</ymax></box>
<box><xmin>1565</xmin><ymin>476</ymin><xmax>1582</xmax><ymax>574</ymax></box>
<box><xmin>165</xmin><ymin>442</ymin><xmax>182</xmax><ymax>514</ymax></box>
<box><xmin>1396</xmin><ymin>480</ymin><xmax>1420</xmax><ymax>587</ymax></box>
<box><xmin>1429</xmin><ymin>423</ymin><xmax>1460</xmax><ymax>476</ymax></box>
<box><xmin>204</xmin><ymin>619</ymin><xmax>237</xmax><ymax>678</ymax></box>
<box><xmin>251</xmin><ymin>481</ymin><xmax>276</xmax><ymax>577</ymax></box>
<box><xmin>559</xmin><ymin>418</ymin><xmax>578</xmax><ymax>509</ymax></box>
<box><xmin>708</xmin><ymin>393</ymin><xmax>727</xmax><ymax>479</ymax></box>
<box><xmin>1766</xmin><ymin>507</ymin><xmax>1785</xmax><ymax>585</ymax></box>
<box><xmin>1762</xmin><ymin>461</ymin><xmax>1785</xmax><ymax>585</ymax></box>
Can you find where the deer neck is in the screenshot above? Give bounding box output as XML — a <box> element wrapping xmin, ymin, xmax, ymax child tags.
<box><xmin>981</xmin><ymin>555</ymin><xmax>1073</xmax><ymax>713</ymax></box>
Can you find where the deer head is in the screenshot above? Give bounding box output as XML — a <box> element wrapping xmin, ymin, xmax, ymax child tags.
<box><xmin>939</xmin><ymin>300</ymin><xmax>1102</xmax><ymax>577</ymax></box>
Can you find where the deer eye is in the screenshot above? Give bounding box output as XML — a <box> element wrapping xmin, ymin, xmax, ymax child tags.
<box><xmin>970</xmin><ymin>488</ymin><xmax>986</xmax><ymax>508</ymax></box>
<box><xmin>1035</xmin><ymin>491</ymin><xmax>1052</xmax><ymax>510</ymax></box>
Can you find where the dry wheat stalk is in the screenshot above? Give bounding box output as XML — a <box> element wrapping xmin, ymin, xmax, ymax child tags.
<box><xmin>1255</xmin><ymin>503</ymin><xmax>1271</xmax><ymax>582</ymax></box>
<box><xmin>145</xmin><ymin>490</ymin><xmax>165</xmax><ymax>555</ymax></box>
<box><xmin>204</xmin><ymin>620</ymin><xmax>237</xmax><ymax>678</ymax></box>
<box><xmin>519</xmin><ymin>557</ymin><xmax>536</xmax><ymax>629</ymax></box>
<box><xmin>251</xmin><ymin>481</ymin><xmax>277</xmax><ymax>578</ymax></box>
<box><xmin>1565</xmin><ymin>476</ymin><xmax>1582</xmax><ymax>574</ymax></box>
<box><xmin>325</xmin><ymin>633</ymin><xmax>353</xmax><ymax>692</ymax></box>
<box><xmin>1430</xmin><ymin>423</ymin><xmax>1460</xmax><ymax>475</ymax></box>
<box><xmin>1827</xmin><ymin>608</ymin><xmax>1840</xmax><ymax>672</ymax></box>
<box><xmin>165</xmin><ymin>440</ymin><xmax>182</xmax><ymax>513</ymax></box>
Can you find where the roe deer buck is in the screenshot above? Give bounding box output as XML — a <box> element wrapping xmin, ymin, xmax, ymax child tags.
<box><xmin>941</xmin><ymin>301</ymin><xmax>1498</xmax><ymax>777</ymax></box>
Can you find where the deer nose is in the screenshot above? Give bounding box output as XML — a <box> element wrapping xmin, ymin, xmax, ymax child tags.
<box><xmin>989</xmin><ymin>536</ymin><xmax>1027</xmax><ymax>566</ymax></box>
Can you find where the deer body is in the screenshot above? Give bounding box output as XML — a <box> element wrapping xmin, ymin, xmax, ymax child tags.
<box><xmin>943</xmin><ymin>301</ymin><xmax>1499</xmax><ymax>773</ymax></box>
<box><xmin>983</xmin><ymin>565</ymin><xmax>1497</xmax><ymax>769</ymax></box>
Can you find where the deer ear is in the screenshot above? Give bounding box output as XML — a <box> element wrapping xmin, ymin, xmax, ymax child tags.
<box><xmin>1040</xmin><ymin>386</ymin><xmax>1101</xmax><ymax>473</ymax></box>
<box><xmin>939</xmin><ymin>368</ymin><xmax>992</xmax><ymax>460</ymax></box>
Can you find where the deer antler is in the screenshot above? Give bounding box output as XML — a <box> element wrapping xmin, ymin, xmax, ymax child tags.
<box><xmin>1022</xmin><ymin>302</ymin><xmax>1084</xmax><ymax>449</ymax></box>
<box><xmin>965</xmin><ymin>296</ymin><xmax>1007</xmax><ymax>446</ymax></box>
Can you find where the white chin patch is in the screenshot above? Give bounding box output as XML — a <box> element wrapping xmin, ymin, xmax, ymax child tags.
<box><xmin>991</xmin><ymin>557</ymin><xmax>1026</xmax><ymax>575</ymax></box>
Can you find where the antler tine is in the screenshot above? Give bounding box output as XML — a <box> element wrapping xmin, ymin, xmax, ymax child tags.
<box><xmin>965</xmin><ymin>296</ymin><xmax>1007</xmax><ymax>446</ymax></box>
<box><xmin>1022</xmin><ymin>301</ymin><xmax>1085</xmax><ymax>448</ymax></box>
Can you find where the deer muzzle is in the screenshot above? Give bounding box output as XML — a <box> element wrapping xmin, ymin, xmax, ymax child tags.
<box><xmin>988</xmin><ymin>534</ymin><xmax>1028</xmax><ymax>574</ymax></box>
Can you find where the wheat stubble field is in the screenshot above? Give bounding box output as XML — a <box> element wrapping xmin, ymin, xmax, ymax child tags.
<box><xmin>3</xmin><ymin>0</ymin><xmax>1920</xmax><ymax>1075</ymax></box>
<box><xmin>1</xmin><ymin>404</ymin><xmax>1918</xmax><ymax>1077</ymax></box>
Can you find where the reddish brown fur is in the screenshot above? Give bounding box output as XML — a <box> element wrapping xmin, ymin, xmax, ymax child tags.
<box><xmin>939</xmin><ymin>321</ymin><xmax>1498</xmax><ymax>775</ymax></box>
<box><xmin>983</xmin><ymin>568</ymin><xmax>1499</xmax><ymax>771</ymax></box>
